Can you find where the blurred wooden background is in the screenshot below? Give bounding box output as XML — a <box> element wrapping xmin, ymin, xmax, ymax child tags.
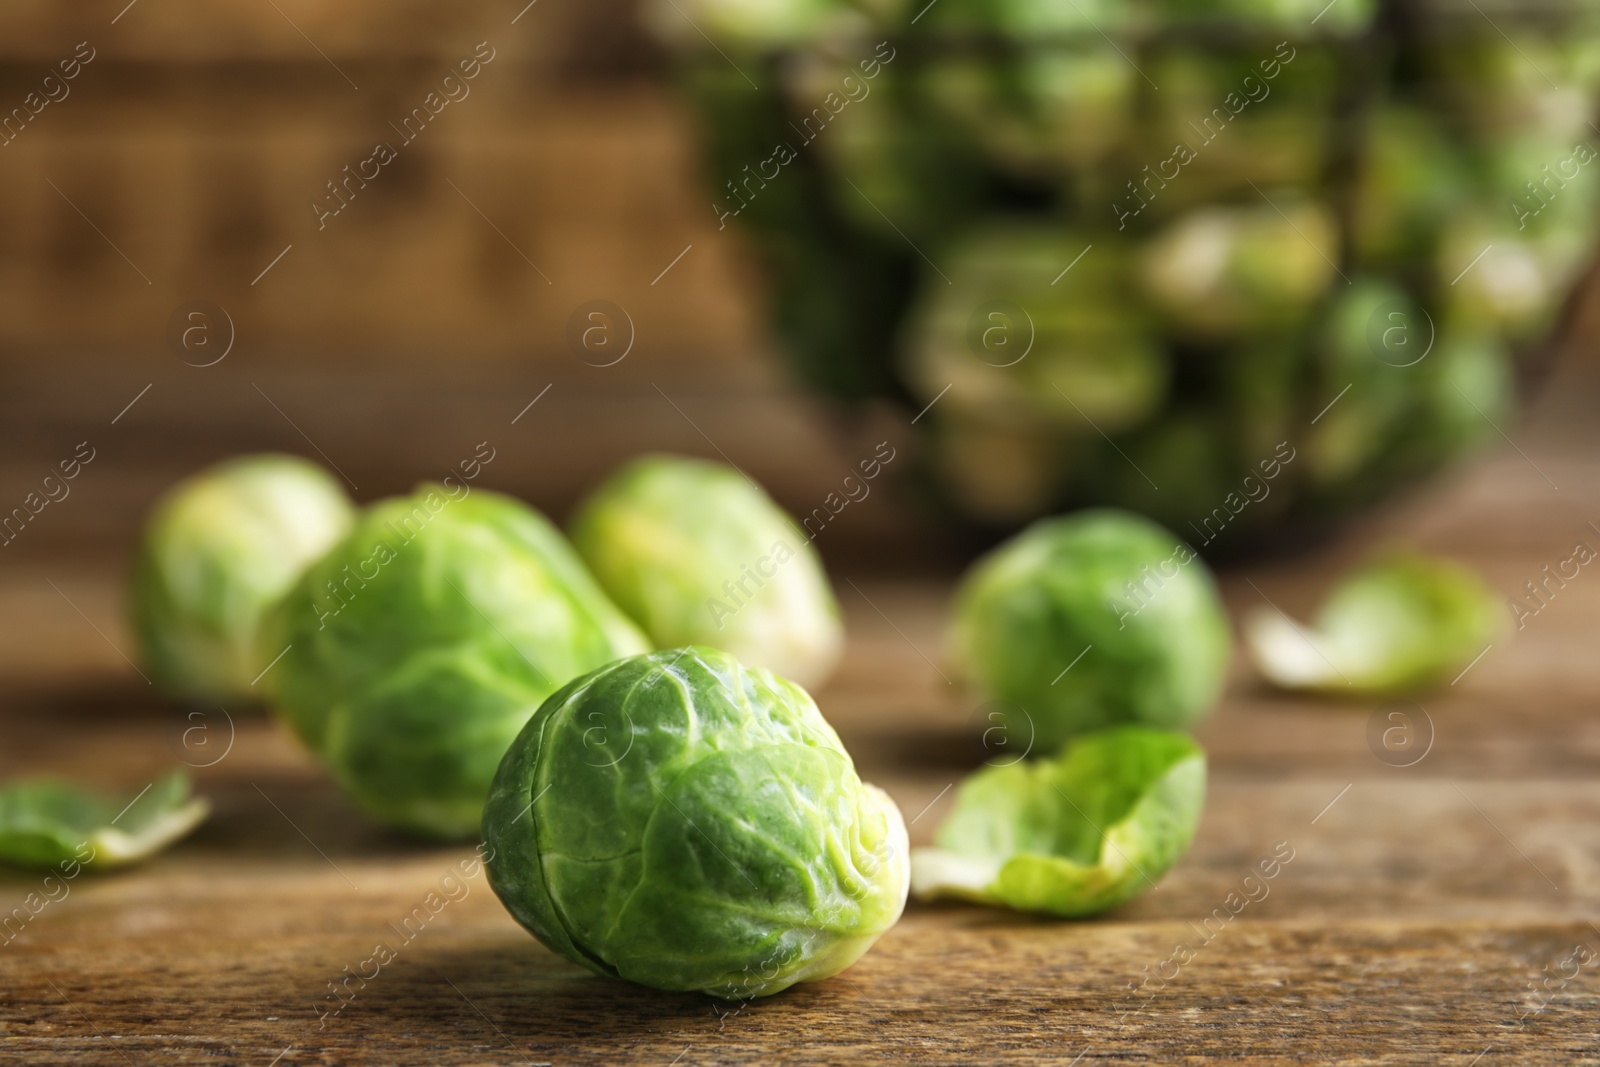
<box><xmin>0</xmin><ymin>0</ymin><xmax>945</xmax><ymax>567</ymax></box>
<box><xmin>1</xmin><ymin>0</ymin><xmax>1597</xmax><ymax>572</ymax></box>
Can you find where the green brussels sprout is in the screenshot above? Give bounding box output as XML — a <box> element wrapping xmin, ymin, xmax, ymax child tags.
<box><xmin>950</xmin><ymin>510</ymin><xmax>1231</xmax><ymax>753</ymax></box>
<box><xmin>1244</xmin><ymin>551</ymin><xmax>1502</xmax><ymax>696</ymax></box>
<box><xmin>571</xmin><ymin>455</ymin><xmax>843</xmax><ymax>690</ymax></box>
<box><xmin>1147</xmin><ymin>0</ymin><xmax>1374</xmax><ymax>31</ymax></box>
<box><xmin>131</xmin><ymin>454</ymin><xmax>355</xmax><ymax>701</ymax></box>
<box><xmin>1304</xmin><ymin>278</ymin><xmax>1426</xmax><ymax>491</ymax></box>
<box><xmin>483</xmin><ymin>647</ymin><xmax>908</xmax><ymax>999</ymax></box>
<box><xmin>902</xmin><ymin>224</ymin><xmax>1168</xmax><ymax>436</ymax></box>
<box><xmin>911</xmin><ymin>727</ymin><xmax>1206</xmax><ymax>917</ymax></box>
<box><xmin>1140</xmin><ymin>200</ymin><xmax>1339</xmax><ymax>339</ymax></box>
<box><xmin>1351</xmin><ymin>106</ymin><xmax>1475</xmax><ymax>267</ymax></box>
<box><xmin>0</xmin><ymin>772</ymin><xmax>209</xmax><ymax>870</ymax></box>
<box><xmin>644</xmin><ymin>0</ymin><xmax>874</xmax><ymax>50</ymax></box>
<box><xmin>265</xmin><ymin>487</ymin><xmax>649</xmax><ymax>839</ymax></box>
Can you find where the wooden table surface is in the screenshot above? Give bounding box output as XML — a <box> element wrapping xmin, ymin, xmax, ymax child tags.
<box><xmin>2</xmin><ymin>372</ymin><xmax>1599</xmax><ymax>1066</ymax></box>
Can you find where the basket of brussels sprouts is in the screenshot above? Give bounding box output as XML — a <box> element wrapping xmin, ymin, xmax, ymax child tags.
<box><xmin>648</xmin><ymin>0</ymin><xmax>1600</xmax><ymax>548</ymax></box>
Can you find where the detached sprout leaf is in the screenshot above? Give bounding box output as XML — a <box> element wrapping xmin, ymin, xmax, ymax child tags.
<box><xmin>483</xmin><ymin>647</ymin><xmax>908</xmax><ymax>1000</ymax></box>
<box><xmin>1245</xmin><ymin>551</ymin><xmax>1501</xmax><ymax>696</ymax></box>
<box><xmin>0</xmin><ymin>772</ymin><xmax>210</xmax><ymax>870</ymax></box>
<box><xmin>911</xmin><ymin>728</ymin><xmax>1205</xmax><ymax>917</ymax></box>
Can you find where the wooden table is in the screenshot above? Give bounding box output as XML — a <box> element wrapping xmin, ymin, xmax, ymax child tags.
<box><xmin>2</xmin><ymin>371</ymin><xmax>1598</xmax><ymax>1066</ymax></box>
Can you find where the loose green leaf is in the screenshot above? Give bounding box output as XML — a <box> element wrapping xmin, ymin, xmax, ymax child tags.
<box><xmin>911</xmin><ymin>728</ymin><xmax>1206</xmax><ymax>917</ymax></box>
<box><xmin>1244</xmin><ymin>551</ymin><xmax>1502</xmax><ymax>696</ymax></box>
<box><xmin>0</xmin><ymin>772</ymin><xmax>210</xmax><ymax>871</ymax></box>
<box><xmin>483</xmin><ymin>647</ymin><xmax>908</xmax><ymax>1000</ymax></box>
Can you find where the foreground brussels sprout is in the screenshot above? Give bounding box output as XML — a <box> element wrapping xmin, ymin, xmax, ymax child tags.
<box><xmin>484</xmin><ymin>647</ymin><xmax>908</xmax><ymax>999</ymax></box>
<box><xmin>571</xmin><ymin>455</ymin><xmax>843</xmax><ymax>690</ymax></box>
<box><xmin>950</xmin><ymin>510</ymin><xmax>1231</xmax><ymax>753</ymax></box>
<box><xmin>131</xmin><ymin>454</ymin><xmax>355</xmax><ymax>700</ymax></box>
<box><xmin>1245</xmin><ymin>551</ymin><xmax>1501</xmax><ymax>696</ymax></box>
<box><xmin>266</xmin><ymin>487</ymin><xmax>649</xmax><ymax>838</ymax></box>
<box><xmin>0</xmin><ymin>772</ymin><xmax>209</xmax><ymax>870</ymax></box>
<box><xmin>911</xmin><ymin>728</ymin><xmax>1205</xmax><ymax>917</ymax></box>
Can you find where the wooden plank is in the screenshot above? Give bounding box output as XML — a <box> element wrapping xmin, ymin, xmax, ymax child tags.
<box><xmin>1</xmin><ymin>372</ymin><xmax>1599</xmax><ymax>1063</ymax></box>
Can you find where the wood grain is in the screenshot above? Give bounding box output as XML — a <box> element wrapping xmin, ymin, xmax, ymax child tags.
<box><xmin>1</xmin><ymin>372</ymin><xmax>1599</xmax><ymax>1065</ymax></box>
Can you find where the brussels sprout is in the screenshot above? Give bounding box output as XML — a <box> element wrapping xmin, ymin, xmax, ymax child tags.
<box><xmin>1244</xmin><ymin>551</ymin><xmax>1501</xmax><ymax>696</ymax></box>
<box><xmin>950</xmin><ymin>510</ymin><xmax>1231</xmax><ymax>753</ymax></box>
<box><xmin>1351</xmin><ymin>106</ymin><xmax>1475</xmax><ymax>267</ymax></box>
<box><xmin>903</xmin><ymin>224</ymin><xmax>1168</xmax><ymax>436</ymax></box>
<box><xmin>1304</xmin><ymin>278</ymin><xmax>1427</xmax><ymax>491</ymax></box>
<box><xmin>266</xmin><ymin>487</ymin><xmax>649</xmax><ymax>838</ymax></box>
<box><xmin>483</xmin><ymin>647</ymin><xmax>908</xmax><ymax>999</ymax></box>
<box><xmin>644</xmin><ymin>0</ymin><xmax>873</xmax><ymax>50</ymax></box>
<box><xmin>130</xmin><ymin>455</ymin><xmax>354</xmax><ymax>701</ymax></box>
<box><xmin>0</xmin><ymin>772</ymin><xmax>209</xmax><ymax>870</ymax></box>
<box><xmin>1140</xmin><ymin>200</ymin><xmax>1339</xmax><ymax>339</ymax></box>
<box><xmin>571</xmin><ymin>456</ymin><xmax>843</xmax><ymax>690</ymax></box>
<box><xmin>910</xmin><ymin>727</ymin><xmax>1206</xmax><ymax>917</ymax></box>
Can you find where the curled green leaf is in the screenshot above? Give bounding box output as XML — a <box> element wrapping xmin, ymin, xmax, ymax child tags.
<box><xmin>1244</xmin><ymin>551</ymin><xmax>1501</xmax><ymax>696</ymax></box>
<box><xmin>0</xmin><ymin>772</ymin><xmax>210</xmax><ymax>871</ymax></box>
<box><xmin>911</xmin><ymin>728</ymin><xmax>1206</xmax><ymax>917</ymax></box>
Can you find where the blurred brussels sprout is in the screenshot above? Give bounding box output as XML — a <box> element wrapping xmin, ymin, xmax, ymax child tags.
<box><xmin>1437</xmin><ymin>222</ymin><xmax>1565</xmax><ymax>342</ymax></box>
<box><xmin>1140</xmin><ymin>200</ymin><xmax>1339</xmax><ymax>339</ymax></box>
<box><xmin>0</xmin><ymin>772</ymin><xmax>209</xmax><ymax>870</ymax></box>
<box><xmin>1352</xmin><ymin>106</ymin><xmax>1475</xmax><ymax>267</ymax></box>
<box><xmin>1245</xmin><ymin>551</ymin><xmax>1501</xmax><ymax>696</ymax></box>
<box><xmin>950</xmin><ymin>510</ymin><xmax>1231</xmax><ymax>753</ymax></box>
<box><xmin>925</xmin><ymin>416</ymin><xmax>1076</xmax><ymax>524</ymax></box>
<box><xmin>644</xmin><ymin>0</ymin><xmax>872</xmax><ymax>50</ymax></box>
<box><xmin>131</xmin><ymin>454</ymin><xmax>354</xmax><ymax>701</ymax></box>
<box><xmin>915</xmin><ymin>0</ymin><xmax>1124</xmax><ymax>36</ymax></box>
<box><xmin>265</xmin><ymin>487</ymin><xmax>649</xmax><ymax>839</ymax></box>
<box><xmin>903</xmin><ymin>224</ymin><xmax>1168</xmax><ymax>436</ymax></box>
<box><xmin>571</xmin><ymin>455</ymin><xmax>843</xmax><ymax>690</ymax></box>
<box><xmin>483</xmin><ymin>647</ymin><xmax>908</xmax><ymax>999</ymax></box>
<box><xmin>1147</xmin><ymin>0</ymin><xmax>1375</xmax><ymax>30</ymax></box>
<box><xmin>1082</xmin><ymin>411</ymin><xmax>1255</xmax><ymax>537</ymax></box>
<box><xmin>1305</xmin><ymin>279</ymin><xmax>1427</xmax><ymax>490</ymax></box>
<box><xmin>918</xmin><ymin>50</ymin><xmax>1135</xmax><ymax>179</ymax></box>
<box><xmin>910</xmin><ymin>727</ymin><xmax>1205</xmax><ymax>916</ymax></box>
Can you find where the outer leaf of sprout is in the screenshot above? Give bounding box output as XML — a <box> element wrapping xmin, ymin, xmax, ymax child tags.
<box><xmin>0</xmin><ymin>772</ymin><xmax>211</xmax><ymax>871</ymax></box>
<box><xmin>1244</xmin><ymin>551</ymin><xmax>1502</xmax><ymax>696</ymax></box>
<box><xmin>911</xmin><ymin>727</ymin><xmax>1206</xmax><ymax>917</ymax></box>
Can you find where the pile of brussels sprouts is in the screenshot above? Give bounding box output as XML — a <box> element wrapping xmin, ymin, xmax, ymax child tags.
<box><xmin>652</xmin><ymin>0</ymin><xmax>1596</xmax><ymax>536</ymax></box>
<box><xmin>47</xmin><ymin>450</ymin><xmax>1491</xmax><ymax>1000</ymax></box>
